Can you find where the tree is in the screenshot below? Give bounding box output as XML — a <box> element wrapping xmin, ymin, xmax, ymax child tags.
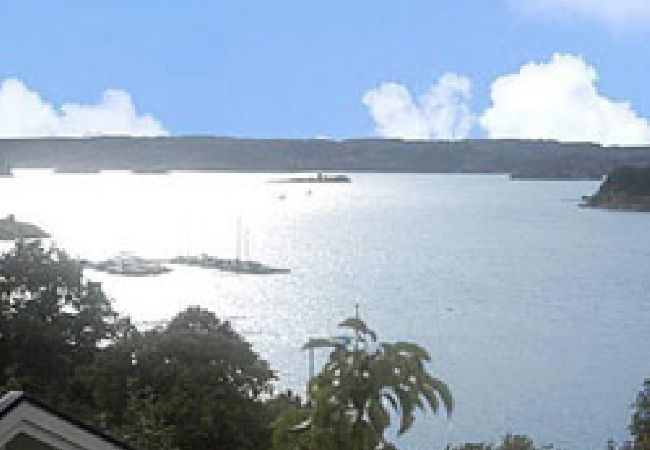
<box><xmin>453</xmin><ymin>434</ymin><xmax>553</xmax><ymax>450</ymax></box>
<box><xmin>91</xmin><ymin>306</ymin><xmax>276</xmax><ymax>450</ymax></box>
<box><xmin>0</xmin><ymin>240</ymin><xmax>125</xmax><ymax>417</ymax></box>
<box><xmin>453</xmin><ymin>444</ymin><xmax>493</xmax><ymax>450</ymax></box>
<box><xmin>631</xmin><ymin>379</ymin><xmax>650</xmax><ymax>450</ymax></box>
<box><xmin>496</xmin><ymin>435</ymin><xmax>552</xmax><ymax>450</ymax></box>
<box><xmin>119</xmin><ymin>385</ymin><xmax>177</xmax><ymax>450</ymax></box>
<box><xmin>273</xmin><ymin>313</ymin><xmax>453</xmax><ymax>450</ymax></box>
<box><xmin>0</xmin><ymin>241</ymin><xmax>277</xmax><ymax>450</ymax></box>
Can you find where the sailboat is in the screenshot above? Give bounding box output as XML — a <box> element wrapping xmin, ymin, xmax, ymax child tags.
<box><xmin>171</xmin><ymin>220</ymin><xmax>290</xmax><ymax>274</ymax></box>
<box><xmin>212</xmin><ymin>219</ymin><xmax>290</xmax><ymax>275</ymax></box>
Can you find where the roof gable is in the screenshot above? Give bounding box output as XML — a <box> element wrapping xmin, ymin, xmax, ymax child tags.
<box><xmin>6</xmin><ymin>432</ymin><xmax>58</xmax><ymax>450</ymax></box>
<box><xmin>0</xmin><ymin>391</ymin><xmax>135</xmax><ymax>450</ymax></box>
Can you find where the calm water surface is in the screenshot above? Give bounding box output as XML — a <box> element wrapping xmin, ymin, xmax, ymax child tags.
<box><xmin>2</xmin><ymin>171</ymin><xmax>650</xmax><ymax>450</ymax></box>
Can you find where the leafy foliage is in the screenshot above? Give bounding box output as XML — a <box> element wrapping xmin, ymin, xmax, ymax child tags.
<box><xmin>0</xmin><ymin>240</ymin><xmax>125</xmax><ymax>416</ymax></box>
<box><xmin>631</xmin><ymin>379</ymin><xmax>650</xmax><ymax>450</ymax></box>
<box><xmin>0</xmin><ymin>241</ymin><xmax>277</xmax><ymax>450</ymax></box>
<box><xmin>119</xmin><ymin>386</ymin><xmax>177</xmax><ymax>450</ymax></box>
<box><xmin>274</xmin><ymin>314</ymin><xmax>452</xmax><ymax>450</ymax></box>
<box><xmin>90</xmin><ymin>306</ymin><xmax>276</xmax><ymax>450</ymax></box>
<box><xmin>452</xmin><ymin>434</ymin><xmax>554</xmax><ymax>450</ymax></box>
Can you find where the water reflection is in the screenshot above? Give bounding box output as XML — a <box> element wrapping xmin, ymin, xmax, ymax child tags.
<box><xmin>1</xmin><ymin>171</ymin><xmax>650</xmax><ymax>449</ymax></box>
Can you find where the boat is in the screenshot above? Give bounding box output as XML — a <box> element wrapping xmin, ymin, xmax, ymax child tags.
<box><xmin>171</xmin><ymin>221</ymin><xmax>290</xmax><ymax>275</ymax></box>
<box><xmin>268</xmin><ymin>172</ymin><xmax>351</xmax><ymax>183</ymax></box>
<box><xmin>170</xmin><ymin>254</ymin><xmax>214</xmax><ymax>266</ymax></box>
<box><xmin>171</xmin><ymin>254</ymin><xmax>290</xmax><ymax>275</ymax></box>
<box><xmin>212</xmin><ymin>258</ymin><xmax>290</xmax><ymax>274</ymax></box>
<box><xmin>85</xmin><ymin>254</ymin><xmax>172</xmax><ymax>276</ymax></box>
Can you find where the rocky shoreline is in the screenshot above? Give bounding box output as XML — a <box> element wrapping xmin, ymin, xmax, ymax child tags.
<box><xmin>0</xmin><ymin>215</ymin><xmax>49</xmax><ymax>240</ymax></box>
<box><xmin>582</xmin><ymin>167</ymin><xmax>650</xmax><ymax>212</ymax></box>
<box><xmin>583</xmin><ymin>194</ymin><xmax>650</xmax><ymax>211</ymax></box>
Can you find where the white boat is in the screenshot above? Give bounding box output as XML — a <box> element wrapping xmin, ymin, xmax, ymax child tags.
<box><xmin>86</xmin><ymin>254</ymin><xmax>172</xmax><ymax>276</ymax></box>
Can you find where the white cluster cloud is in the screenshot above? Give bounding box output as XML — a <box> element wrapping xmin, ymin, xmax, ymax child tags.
<box><xmin>364</xmin><ymin>54</ymin><xmax>650</xmax><ymax>146</ymax></box>
<box><xmin>0</xmin><ymin>78</ymin><xmax>168</xmax><ymax>138</ymax></box>
<box><xmin>480</xmin><ymin>53</ymin><xmax>650</xmax><ymax>146</ymax></box>
<box><xmin>362</xmin><ymin>73</ymin><xmax>474</xmax><ymax>140</ymax></box>
<box><xmin>509</xmin><ymin>0</ymin><xmax>650</xmax><ymax>26</ymax></box>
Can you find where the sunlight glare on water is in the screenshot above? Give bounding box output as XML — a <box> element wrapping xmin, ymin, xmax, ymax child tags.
<box><xmin>1</xmin><ymin>170</ymin><xmax>650</xmax><ymax>450</ymax></box>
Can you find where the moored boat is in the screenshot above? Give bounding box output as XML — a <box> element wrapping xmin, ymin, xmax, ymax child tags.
<box><xmin>171</xmin><ymin>221</ymin><xmax>290</xmax><ymax>274</ymax></box>
<box><xmin>85</xmin><ymin>255</ymin><xmax>172</xmax><ymax>276</ymax></box>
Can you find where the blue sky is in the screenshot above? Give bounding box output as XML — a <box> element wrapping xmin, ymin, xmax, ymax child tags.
<box><xmin>1</xmin><ymin>0</ymin><xmax>650</xmax><ymax>142</ymax></box>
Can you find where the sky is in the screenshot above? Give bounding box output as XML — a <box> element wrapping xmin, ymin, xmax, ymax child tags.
<box><xmin>1</xmin><ymin>0</ymin><xmax>650</xmax><ymax>144</ymax></box>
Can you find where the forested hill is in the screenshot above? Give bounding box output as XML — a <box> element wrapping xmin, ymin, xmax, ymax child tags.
<box><xmin>2</xmin><ymin>137</ymin><xmax>650</xmax><ymax>178</ymax></box>
<box><xmin>584</xmin><ymin>167</ymin><xmax>650</xmax><ymax>211</ymax></box>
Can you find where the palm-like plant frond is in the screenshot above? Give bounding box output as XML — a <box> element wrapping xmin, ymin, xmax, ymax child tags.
<box><xmin>302</xmin><ymin>337</ymin><xmax>345</xmax><ymax>350</ymax></box>
<box><xmin>273</xmin><ymin>315</ymin><xmax>452</xmax><ymax>450</ymax></box>
<box><xmin>327</xmin><ymin>344</ymin><xmax>451</xmax><ymax>436</ymax></box>
<box><xmin>338</xmin><ymin>317</ymin><xmax>377</xmax><ymax>342</ymax></box>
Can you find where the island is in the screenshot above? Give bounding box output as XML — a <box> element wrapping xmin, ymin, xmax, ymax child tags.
<box><xmin>583</xmin><ymin>167</ymin><xmax>650</xmax><ymax>211</ymax></box>
<box><xmin>0</xmin><ymin>214</ymin><xmax>50</xmax><ymax>240</ymax></box>
<box><xmin>268</xmin><ymin>172</ymin><xmax>351</xmax><ymax>183</ymax></box>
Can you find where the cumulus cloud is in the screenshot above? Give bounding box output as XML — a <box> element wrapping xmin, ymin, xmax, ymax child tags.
<box><xmin>509</xmin><ymin>0</ymin><xmax>650</xmax><ymax>26</ymax></box>
<box><xmin>0</xmin><ymin>78</ymin><xmax>168</xmax><ymax>138</ymax></box>
<box><xmin>362</xmin><ymin>73</ymin><xmax>474</xmax><ymax>140</ymax></box>
<box><xmin>479</xmin><ymin>53</ymin><xmax>650</xmax><ymax>146</ymax></box>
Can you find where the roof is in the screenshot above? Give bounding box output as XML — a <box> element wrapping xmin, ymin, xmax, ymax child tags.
<box><xmin>0</xmin><ymin>391</ymin><xmax>136</xmax><ymax>450</ymax></box>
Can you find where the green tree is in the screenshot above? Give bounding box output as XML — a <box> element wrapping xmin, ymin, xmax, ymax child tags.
<box><xmin>0</xmin><ymin>240</ymin><xmax>125</xmax><ymax>417</ymax></box>
<box><xmin>631</xmin><ymin>379</ymin><xmax>650</xmax><ymax>450</ymax></box>
<box><xmin>119</xmin><ymin>385</ymin><xmax>177</xmax><ymax>450</ymax></box>
<box><xmin>452</xmin><ymin>434</ymin><xmax>553</xmax><ymax>450</ymax></box>
<box><xmin>452</xmin><ymin>444</ymin><xmax>493</xmax><ymax>450</ymax></box>
<box><xmin>495</xmin><ymin>435</ymin><xmax>552</xmax><ymax>450</ymax></box>
<box><xmin>91</xmin><ymin>306</ymin><xmax>276</xmax><ymax>450</ymax></box>
<box><xmin>0</xmin><ymin>241</ymin><xmax>277</xmax><ymax>450</ymax></box>
<box><xmin>273</xmin><ymin>314</ymin><xmax>452</xmax><ymax>450</ymax></box>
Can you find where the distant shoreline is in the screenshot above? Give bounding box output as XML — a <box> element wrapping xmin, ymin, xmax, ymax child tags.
<box><xmin>1</xmin><ymin>137</ymin><xmax>650</xmax><ymax>179</ymax></box>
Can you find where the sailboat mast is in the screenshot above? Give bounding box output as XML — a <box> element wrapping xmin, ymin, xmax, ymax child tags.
<box><xmin>235</xmin><ymin>217</ymin><xmax>242</xmax><ymax>261</ymax></box>
<box><xmin>243</xmin><ymin>228</ymin><xmax>250</xmax><ymax>261</ymax></box>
